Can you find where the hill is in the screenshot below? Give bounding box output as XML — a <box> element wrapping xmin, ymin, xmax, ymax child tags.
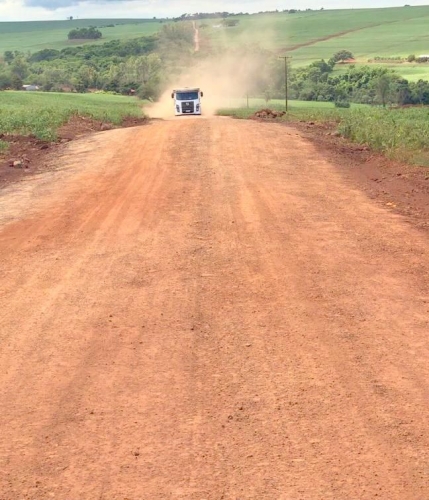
<box><xmin>4</xmin><ymin>7</ymin><xmax>429</xmax><ymax>80</ymax></box>
<box><xmin>0</xmin><ymin>19</ymin><xmax>162</xmax><ymax>53</ymax></box>
<box><xmin>204</xmin><ymin>6</ymin><xmax>429</xmax><ymax>81</ymax></box>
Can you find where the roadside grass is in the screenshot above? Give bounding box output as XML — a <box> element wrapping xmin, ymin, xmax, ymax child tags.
<box><xmin>0</xmin><ymin>91</ymin><xmax>145</xmax><ymax>141</ymax></box>
<box><xmin>218</xmin><ymin>100</ymin><xmax>429</xmax><ymax>166</ymax></box>
<box><xmin>338</xmin><ymin>107</ymin><xmax>429</xmax><ymax>165</ymax></box>
<box><xmin>217</xmin><ymin>99</ymin><xmax>363</xmax><ymax>120</ymax></box>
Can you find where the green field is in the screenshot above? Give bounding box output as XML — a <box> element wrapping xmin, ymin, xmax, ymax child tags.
<box><xmin>205</xmin><ymin>6</ymin><xmax>429</xmax><ymax>80</ymax></box>
<box><xmin>220</xmin><ymin>98</ymin><xmax>365</xmax><ymax>110</ymax></box>
<box><xmin>0</xmin><ymin>91</ymin><xmax>144</xmax><ymax>141</ymax></box>
<box><xmin>0</xmin><ymin>19</ymin><xmax>162</xmax><ymax>53</ymax></box>
<box><xmin>209</xmin><ymin>6</ymin><xmax>429</xmax><ymax>57</ymax></box>
<box><xmin>3</xmin><ymin>7</ymin><xmax>429</xmax><ymax>80</ymax></box>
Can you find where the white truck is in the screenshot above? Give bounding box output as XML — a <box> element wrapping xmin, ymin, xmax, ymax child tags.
<box><xmin>171</xmin><ymin>87</ymin><xmax>204</xmax><ymax>116</ymax></box>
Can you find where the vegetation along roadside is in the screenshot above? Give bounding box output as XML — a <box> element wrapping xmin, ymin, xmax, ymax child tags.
<box><xmin>218</xmin><ymin>100</ymin><xmax>429</xmax><ymax>167</ymax></box>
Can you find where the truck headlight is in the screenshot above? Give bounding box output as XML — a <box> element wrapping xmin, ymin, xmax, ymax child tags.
<box><xmin>176</xmin><ymin>105</ymin><xmax>180</xmax><ymax>112</ymax></box>
<box><xmin>196</xmin><ymin>104</ymin><xmax>200</xmax><ymax>111</ymax></box>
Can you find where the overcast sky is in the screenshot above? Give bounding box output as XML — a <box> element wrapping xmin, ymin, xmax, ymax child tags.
<box><xmin>0</xmin><ymin>0</ymin><xmax>428</xmax><ymax>21</ymax></box>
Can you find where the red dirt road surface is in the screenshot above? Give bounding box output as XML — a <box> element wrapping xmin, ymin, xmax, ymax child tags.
<box><xmin>0</xmin><ymin>118</ymin><xmax>428</xmax><ymax>499</ymax></box>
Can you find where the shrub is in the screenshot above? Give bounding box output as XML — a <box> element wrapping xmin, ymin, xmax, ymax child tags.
<box><xmin>335</xmin><ymin>100</ymin><xmax>351</xmax><ymax>108</ymax></box>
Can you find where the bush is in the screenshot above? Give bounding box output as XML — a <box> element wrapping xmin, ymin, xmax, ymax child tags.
<box><xmin>335</xmin><ymin>100</ymin><xmax>351</xmax><ymax>108</ymax></box>
<box><xmin>68</xmin><ymin>27</ymin><xmax>102</xmax><ymax>40</ymax></box>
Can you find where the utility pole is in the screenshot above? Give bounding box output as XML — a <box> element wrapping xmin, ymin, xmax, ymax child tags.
<box><xmin>279</xmin><ymin>56</ymin><xmax>292</xmax><ymax>112</ymax></box>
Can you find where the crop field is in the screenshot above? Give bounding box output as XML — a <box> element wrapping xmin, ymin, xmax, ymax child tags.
<box><xmin>0</xmin><ymin>91</ymin><xmax>144</xmax><ymax>141</ymax></box>
<box><xmin>204</xmin><ymin>6</ymin><xmax>429</xmax><ymax>80</ymax></box>
<box><xmin>3</xmin><ymin>7</ymin><xmax>429</xmax><ymax>79</ymax></box>
<box><xmin>0</xmin><ymin>19</ymin><xmax>162</xmax><ymax>53</ymax></box>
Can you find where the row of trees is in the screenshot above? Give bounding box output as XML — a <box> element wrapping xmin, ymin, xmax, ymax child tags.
<box><xmin>68</xmin><ymin>27</ymin><xmax>102</xmax><ymax>40</ymax></box>
<box><xmin>2</xmin><ymin>30</ymin><xmax>429</xmax><ymax>108</ymax></box>
<box><xmin>283</xmin><ymin>58</ymin><xmax>429</xmax><ymax>106</ymax></box>
<box><xmin>0</xmin><ymin>24</ymin><xmax>195</xmax><ymax>98</ymax></box>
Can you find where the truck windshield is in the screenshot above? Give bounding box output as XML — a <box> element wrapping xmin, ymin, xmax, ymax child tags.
<box><xmin>176</xmin><ymin>91</ymin><xmax>199</xmax><ymax>100</ymax></box>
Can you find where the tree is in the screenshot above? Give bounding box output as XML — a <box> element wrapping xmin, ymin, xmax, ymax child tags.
<box><xmin>4</xmin><ymin>51</ymin><xmax>14</xmax><ymax>64</ymax></box>
<box><xmin>10</xmin><ymin>75</ymin><xmax>23</xmax><ymax>90</ymax></box>
<box><xmin>263</xmin><ymin>88</ymin><xmax>272</xmax><ymax>104</ymax></box>
<box><xmin>407</xmin><ymin>54</ymin><xmax>416</xmax><ymax>62</ymax></box>
<box><xmin>10</xmin><ymin>57</ymin><xmax>29</xmax><ymax>80</ymax></box>
<box><xmin>29</xmin><ymin>49</ymin><xmax>60</xmax><ymax>63</ymax></box>
<box><xmin>68</xmin><ymin>27</ymin><xmax>102</xmax><ymax>40</ymax></box>
<box><xmin>375</xmin><ymin>75</ymin><xmax>392</xmax><ymax>107</ymax></box>
<box><xmin>0</xmin><ymin>72</ymin><xmax>12</xmax><ymax>90</ymax></box>
<box><xmin>309</xmin><ymin>59</ymin><xmax>333</xmax><ymax>74</ymax></box>
<box><xmin>118</xmin><ymin>54</ymin><xmax>163</xmax><ymax>99</ymax></box>
<box><xmin>395</xmin><ymin>78</ymin><xmax>412</xmax><ymax>105</ymax></box>
<box><xmin>329</xmin><ymin>50</ymin><xmax>355</xmax><ymax>65</ymax></box>
<box><xmin>410</xmin><ymin>79</ymin><xmax>429</xmax><ymax>104</ymax></box>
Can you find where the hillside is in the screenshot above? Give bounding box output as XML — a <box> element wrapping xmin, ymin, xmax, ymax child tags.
<box><xmin>205</xmin><ymin>6</ymin><xmax>429</xmax><ymax>80</ymax></box>
<box><xmin>0</xmin><ymin>6</ymin><xmax>429</xmax><ymax>87</ymax></box>
<box><xmin>0</xmin><ymin>19</ymin><xmax>162</xmax><ymax>53</ymax></box>
<box><xmin>4</xmin><ymin>7</ymin><xmax>429</xmax><ymax>80</ymax></box>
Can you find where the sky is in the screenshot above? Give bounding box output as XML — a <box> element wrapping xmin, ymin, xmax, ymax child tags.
<box><xmin>0</xmin><ymin>0</ymin><xmax>428</xmax><ymax>21</ymax></box>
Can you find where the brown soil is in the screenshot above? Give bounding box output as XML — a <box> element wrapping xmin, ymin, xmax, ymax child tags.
<box><xmin>289</xmin><ymin>120</ymin><xmax>429</xmax><ymax>230</ymax></box>
<box><xmin>252</xmin><ymin>108</ymin><xmax>286</xmax><ymax>119</ymax></box>
<box><xmin>0</xmin><ymin>115</ymin><xmax>147</xmax><ymax>189</ymax></box>
<box><xmin>0</xmin><ymin>118</ymin><xmax>428</xmax><ymax>499</ymax></box>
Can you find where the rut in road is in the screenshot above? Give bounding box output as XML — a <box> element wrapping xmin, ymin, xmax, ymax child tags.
<box><xmin>0</xmin><ymin>118</ymin><xmax>428</xmax><ymax>499</ymax></box>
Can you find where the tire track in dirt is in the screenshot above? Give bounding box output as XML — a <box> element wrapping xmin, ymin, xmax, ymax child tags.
<box><xmin>0</xmin><ymin>118</ymin><xmax>428</xmax><ymax>499</ymax></box>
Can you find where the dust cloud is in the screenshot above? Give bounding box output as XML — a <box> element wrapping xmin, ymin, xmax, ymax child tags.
<box><xmin>146</xmin><ymin>53</ymin><xmax>267</xmax><ymax>119</ymax></box>
<box><xmin>146</xmin><ymin>19</ymin><xmax>280</xmax><ymax>119</ymax></box>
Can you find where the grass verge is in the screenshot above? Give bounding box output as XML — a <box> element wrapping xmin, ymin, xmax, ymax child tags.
<box><xmin>0</xmin><ymin>91</ymin><xmax>145</xmax><ymax>142</ymax></box>
<box><xmin>218</xmin><ymin>101</ymin><xmax>429</xmax><ymax>167</ymax></box>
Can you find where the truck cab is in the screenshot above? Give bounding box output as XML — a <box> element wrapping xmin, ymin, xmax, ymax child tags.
<box><xmin>171</xmin><ymin>87</ymin><xmax>203</xmax><ymax>116</ymax></box>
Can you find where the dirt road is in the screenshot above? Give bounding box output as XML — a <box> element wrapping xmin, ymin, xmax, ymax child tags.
<box><xmin>0</xmin><ymin>118</ymin><xmax>428</xmax><ymax>499</ymax></box>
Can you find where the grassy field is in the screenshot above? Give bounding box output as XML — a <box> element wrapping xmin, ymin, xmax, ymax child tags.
<box><xmin>0</xmin><ymin>91</ymin><xmax>144</xmax><ymax>141</ymax></box>
<box><xmin>3</xmin><ymin>8</ymin><xmax>429</xmax><ymax>79</ymax></box>
<box><xmin>204</xmin><ymin>6</ymin><xmax>429</xmax><ymax>80</ymax></box>
<box><xmin>218</xmin><ymin>101</ymin><xmax>429</xmax><ymax>166</ymax></box>
<box><xmin>0</xmin><ymin>19</ymin><xmax>162</xmax><ymax>53</ymax></box>
<box><xmin>218</xmin><ymin>99</ymin><xmax>364</xmax><ymax>119</ymax></box>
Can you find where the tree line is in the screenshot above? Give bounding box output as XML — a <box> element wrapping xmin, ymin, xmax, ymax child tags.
<box><xmin>2</xmin><ymin>33</ymin><xmax>429</xmax><ymax>108</ymax></box>
<box><xmin>68</xmin><ymin>27</ymin><xmax>102</xmax><ymax>40</ymax></box>
<box><xmin>0</xmin><ymin>24</ymin><xmax>195</xmax><ymax>99</ymax></box>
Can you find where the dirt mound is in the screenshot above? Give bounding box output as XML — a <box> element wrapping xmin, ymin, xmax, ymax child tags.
<box><xmin>253</xmin><ymin>109</ymin><xmax>286</xmax><ymax>119</ymax></box>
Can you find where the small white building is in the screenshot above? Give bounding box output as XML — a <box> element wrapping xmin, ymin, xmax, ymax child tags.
<box><xmin>22</xmin><ymin>85</ymin><xmax>40</xmax><ymax>91</ymax></box>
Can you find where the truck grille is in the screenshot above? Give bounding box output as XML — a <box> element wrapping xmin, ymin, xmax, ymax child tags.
<box><xmin>181</xmin><ymin>101</ymin><xmax>195</xmax><ymax>113</ymax></box>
